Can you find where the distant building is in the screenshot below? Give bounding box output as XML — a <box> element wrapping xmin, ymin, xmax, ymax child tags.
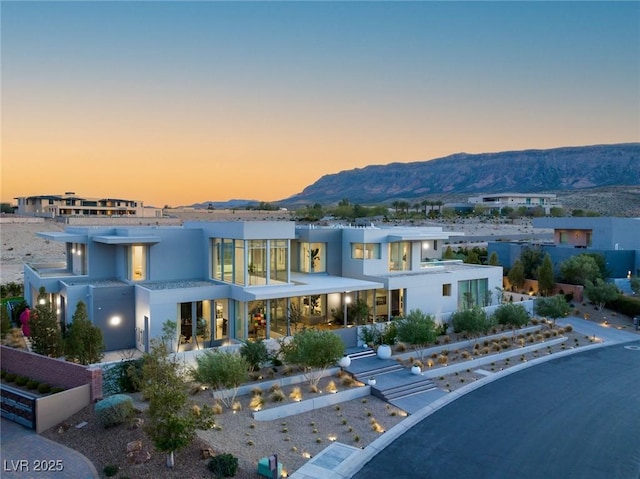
<box><xmin>488</xmin><ymin>217</ymin><xmax>640</xmax><ymax>279</ymax></box>
<box><xmin>15</xmin><ymin>192</ymin><xmax>162</xmax><ymax>219</ymax></box>
<box><xmin>468</xmin><ymin>193</ymin><xmax>560</xmax><ymax>214</ymax></box>
<box><xmin>23</xmin><ymin>221</ymin><xmax>502</xmax><ymax>352</ymax></box>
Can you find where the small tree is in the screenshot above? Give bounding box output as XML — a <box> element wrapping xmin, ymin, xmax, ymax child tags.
<box><xmin>395</xmin><ymin>309</ymin><xmax>436</xmax><ymax>362</ymax></box>
<box><xmin>287</xmin><ymin>303</ymin><xmax>302</xmax><ymax>334</ymax></box>
<box><xmin>239</xmin><ymin>339</ymin><xmax>269</xmax><ymax>372</ymax></box>
<box><xmin>161</xmin><ymin>320</ymin><xmax>178</xmax><ymax>352</ymax></box>
<box><xmin>451</xmin><ymin>307</ymin><xmax>495</xmax><ymax>339</ymax></box>
<box><xmin>282</xmin><ymin>328</ymin><xmax>344</xmax><ymax>388</ymax></box>
<box><xmin>488</xmin><ymin>251</ymin><xmax>500</xmax><ymax>266</ymax></box>
<box><xmin>30</xmin><ymin>288</ymin><xmax>64</xmax><ymax>357</ymax></box>
<box><xmin>1</xmin><ymin>305</ymin><xmax>11</xmax><ymax>337</ymax></box>
<box><xmin>350</xmin><ymin>299</ymin><xmax>370</xmax><ymax>325</ymax></box>
<box><xmin>192</xmin><ymin>350</ymin><xmax>248</xmax><ymax>408</ymax></box>
<box><xmin>631</xmin><ymin>277</ymin><xmax>640</xmax><ymax>295</ymax></box>
<box><xmin>65</xmin><ymin>301</ymin><xmax>104</xmax><ymax>365</ymax></box>
<box><xmin>508</xmin><ymin>260</ymin><xmax>526</xmax><ymax>291</ymax></box>
<box><xmin>493</xmin><ymin>303</ymin><xmax>530</xmax><ymax>329</ymax></box>
<box><xmin>535</xmin><ymin>295</ymin><xmax>571</xmax><ymax>326</ymax></box>
<box><xmin>143</xmin><ymin>340</ymin><xmax>214</xmax><ymax>468</ymax></box>
<box><xmin>560</xmin><ymin>254</ymin><xmax>602</xmax><ymax>286</ymax></box>
<box><xmin>443</xmin><ymin>246</ymin><xmax>456</xmax><ymax>260</ymax></box>
<box><xmin>584</xmin><ymin>279</ymin><xmax>621</xmax><ymax>311</ymax></box>
<box><xmin>537</xmin><ymin>253</ymin><xmax>555</xmax><ymax>297</ymax></box>
<box><xmin>520</xmin><ymin>247</ymin><xmax>544</xmax><ymax>279</ymax></box>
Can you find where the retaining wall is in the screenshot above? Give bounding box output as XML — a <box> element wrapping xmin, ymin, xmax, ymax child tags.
<box><xmin>0</xmin><ymin>346</ymin><xmax>102</xmax><ymax>402</ymax></box>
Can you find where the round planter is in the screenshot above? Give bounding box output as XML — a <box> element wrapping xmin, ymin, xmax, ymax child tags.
<box><xmin>411</xmin><ymin>365</ymin><xmax>422</xmax><ymax>375</ymax></box>
<box><xmin>377</xmin><ymin>344</ymin><xmax>392</xmax><ymax>360</ymax></box>
<box><xmin>338</xmin><ymin>356</ymin><xmax>351</xmax><ymax>368</ymax></box>
<box><xmin>368</xmin><ymin>378</ymin><xmax>376</xmax><ymax>386</ymax></box>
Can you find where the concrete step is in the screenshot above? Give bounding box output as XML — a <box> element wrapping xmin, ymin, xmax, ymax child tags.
<box><xmin>353</xmin><ymin>364</ymin><xmax>404</xmax><ymax>382</ymax></box>
<box><xmin>380</xmin><ymin>380</ymin><xmax>438</xmax><ymax>401</ymax></box>
<box><xmin>347</xmin><ymin>349</ymin><xmax>376</xmax><ymax>360</ymax></box>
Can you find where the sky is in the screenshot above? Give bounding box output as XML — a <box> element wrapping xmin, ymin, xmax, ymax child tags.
<box><xmin>2</xmin><ymin>1</ymin><xmax>639</xmax><ymax>207</ymax></box>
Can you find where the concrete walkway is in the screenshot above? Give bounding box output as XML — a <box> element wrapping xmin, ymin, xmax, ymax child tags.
<box><xmin>0</xmin><ymin>418</ymin><xmax>99</xmax><ymax>479</ymax></box>
<box><xmin>290</xmin><ymin>316</ymin><xmax>640</xmax><ymax>479</ymax></box>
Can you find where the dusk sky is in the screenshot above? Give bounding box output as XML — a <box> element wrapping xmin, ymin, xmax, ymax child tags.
<box><xmin>2</xmin><ymin>1</ymin><xmax>639</xmax><ymax>207</ymax></box>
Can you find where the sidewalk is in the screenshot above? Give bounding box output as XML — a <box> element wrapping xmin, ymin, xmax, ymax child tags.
<box><xmin>0</xmin><ymin>418</ymin><xmax>99</xmax><ymax>479</ymax></box>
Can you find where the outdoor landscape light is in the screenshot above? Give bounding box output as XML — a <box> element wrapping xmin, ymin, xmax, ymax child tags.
<box><xmin>109</xmin><ymin>315</ymin><xmax>122</xmax><ymax>326</ymax></box>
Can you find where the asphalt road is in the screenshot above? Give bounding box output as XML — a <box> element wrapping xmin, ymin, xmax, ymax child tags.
<box><xmin>353</xmin><ymin>340</ymin><xmax>640</xmax><ymax>479</ymax></box>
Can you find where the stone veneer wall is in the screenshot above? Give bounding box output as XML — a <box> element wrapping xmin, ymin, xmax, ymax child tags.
<box><xmin>0</xmin><ymin>346</ymin><xmax>102</xmax><ymax>402</ymax></box>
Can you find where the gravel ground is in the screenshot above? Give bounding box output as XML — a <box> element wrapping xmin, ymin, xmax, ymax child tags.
<box><xmin>40</xmin><ymin>308</ymin><xmax>640</xmax><ymax>479</ymax></box>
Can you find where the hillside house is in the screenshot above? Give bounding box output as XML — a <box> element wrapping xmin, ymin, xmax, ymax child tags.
<box><xmin>23</xmin><ymin>222</ymin><xmax>502</xmax><ymax>352</ymax></box>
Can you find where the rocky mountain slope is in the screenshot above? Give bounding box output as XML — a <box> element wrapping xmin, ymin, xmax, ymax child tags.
<box><xmin>283</xmin><ymin>143</ymin><xmax>640</xmax><ymax>205</ymax></box>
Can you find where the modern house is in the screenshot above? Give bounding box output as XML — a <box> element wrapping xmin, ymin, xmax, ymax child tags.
<box><xmin>23</xmin><ymin>222</ymin><xmax>503</xmax><ymax>352</ymax></box>
<box><xmin>15</xmin><ymin>192</ymin><xmax>162</xmax><ymax>219</ymax></box>
<box><xmin>488</xmin><ymin>217</ymin><xmax>640</xmax><ymax>279</ymax></box>
<box><xmin>468</xmin><ymin>193</ymin><xmax>560</xmax><ymax>214</ymax></box>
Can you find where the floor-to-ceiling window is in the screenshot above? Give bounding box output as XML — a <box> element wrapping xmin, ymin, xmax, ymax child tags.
<box><xmin>248</xmin><ymin>240</ymin><xmax>267</xmax><ymax>285</ymax></box>
<box><xmin>458</xmin><ymin>278</ymin><xmax>490</xmax><ymax>309</ymax></box>
<box><xmin>128</xmin><ymin>245</ymin><xmax>146</xmax><ymax>280</ymax></box>
<box><xmin>270</xmin><ymin>298</ymin><xmax>287</xmax><ymax>336</ymax></box>
<box><xmin>389</xmin><ymin>242</ymin><xmax>411</xmax><ymax>271</ymax></box>
<box><xmin>270</xmin><ymin>240</ymin><xmax>288</xmax><ymax>284</ymax></box>
<box><xmin>299</xmin><ymin>242</ymin><xmax>326</xmax><ymax>273</ymax></box>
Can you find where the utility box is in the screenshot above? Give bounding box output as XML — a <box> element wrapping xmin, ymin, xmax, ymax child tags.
<box><xmin>258</xmin><ymin>456</ymin><xmax>282</xmax><ymax>478</ymax></box>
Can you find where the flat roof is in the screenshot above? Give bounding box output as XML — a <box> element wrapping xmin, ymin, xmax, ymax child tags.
<box><xmin>92</xmin><ymin>235</ymin><xmax>161</xmax><ymax>245</ymax></box>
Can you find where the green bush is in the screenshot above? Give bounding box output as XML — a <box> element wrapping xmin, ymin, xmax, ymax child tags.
<box><xmin>207</xmin><ymin>453</ymin><xmax>239</xmax><ymax>478</ymax></box>
<box><xmin>4</xmin><ymin>373</ymin><xmax>17</xmax><ymax>382</ymax></box>
<box><xmin>50</xmin><ymin>387</ymin><xmax>64</xmax><ymax>394</ymax></box>
<box><xmin>103</xmin><ymin>464</ymin><xmax>119</xmax><ymax>477</ymax></box>
<box><xmin>0</xmin><ymin>370</ymin><xmax>6</xmax><ymax>379</ymax></box>
<box><xmin>94</xmin><ymin>394</ymin><xmax>134</xmax><ymax>428</ymax></box>
<box><xmin>26</xmin><ymin>380</ymin><xmax>40</xmax><ymax>390</ymax></box>
<box><xmin>240</xmin><ymin>340</ymin><xmax>269</xmax><ymax>372</ymax></box>
<box><xmin>37</xmin><ymin>383</ymin><xmax>52</xmax><ymax>394</ymax></box>
<box><xmin>15</xmin><ymin>376</ymin><xmax>28</xmax><ymax>386</ymax></box>
<box><xmin>607</xmin><ymin>296</ymin><xmax>640</xmax><ymax>318</ymax></box>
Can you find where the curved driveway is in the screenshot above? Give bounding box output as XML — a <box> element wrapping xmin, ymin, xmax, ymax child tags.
<box><xmin>353</xmin><ymin>340</ymin><xmax>640</xmax><ymax>479</ymax></box>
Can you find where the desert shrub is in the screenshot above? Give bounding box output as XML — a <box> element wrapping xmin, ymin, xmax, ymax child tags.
<box><xmin>341</xmin><ymin>376</ymin><xmax>355</xmax><ymax>387</ymax></box>
<box><xmin>103</xmin><ymin>464</ymin><xmax>119</xmax><ymax>477</ymax></box>
<box><xmin>26</xmin><ymin>380</ymin><xmax>39</xmax><ymax>390</ymax></box>
<box><xmin>518</xmin><ymin>339</ymin><xmax>525</xmax><ymax>347</ymax></box>
<box><xmin>211</xmin><ymin>402</ymin><xmax>223</xmax><ymax>415</ymax></box>
<box><xmin>251</xmin><ymin>386</ymin><xmax>263</xmax><ymax>396</ymax></box>
<box><xmin>326</xmin><ymin>380</ymin><xmax>337</xmax><ymax>393</ymax></box>
<box><xmin>50</xmin><ymin>387</ymin><xmax>64</xmax><ymax>394</ymax></box>
<box><xmin>394</xmin><ymin>342</ymin><xmax>407</xmax><ymax>353</ymax></box>
<box><xmin>437</xmin><ymin>355</ymin><xmax>447</xmax><ymax>364</ymax></box>
<box><xmin>208</xmin><ymin>453</ymin><xmax>238</xmax><ymax>478</ymax></box>
<box><xmin>37</xmin><ymin>383</ymin><xmax>52</xmax><ymax>394</ymax></box>
<box><xmin>94</xmin><ymin>394</ymin><xmax>134</xmax><ymax>428</ymax></box>
<box><xmin>289</xmin><ymin>386</ymin><xmax>302</xmax><ymax>401</ymax></box>
<box><xmin>481</xmin><ymin>347</ymin><xmax>490</xmax><ymax>355</ymax></box>
<box><xmin>564</xmin><ymin>324</ymin><xmax>573</xmax><ymax>332</ymax></box>
<box><xmin>15</xmin><ymin>376</ymin><xmax>28</xmax><ymax>386</ymax></box>
<box><xmin>249</xmin><ymin>395</ymin><xmax>264</xmax><ymax>411</ymax></box>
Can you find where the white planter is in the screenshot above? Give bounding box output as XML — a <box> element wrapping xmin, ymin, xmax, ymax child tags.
<box><xmin>338</xmin><ymin>356</ymin><xmax>351</xmax><ymax>368</ymax></box>
<box><xmin>368</xmin><ymin>378</ymin><xmax>376</xmax><ymax>386</ymax></box>
<box><xmin>411</xmin><ymin>365</ymin><xmax>422</xmax><ymax>375</ymax></box>
<box><xmin>377</xmin><ymin>344</ymin><xmax>392</xmax><ymax>360</ymax></box>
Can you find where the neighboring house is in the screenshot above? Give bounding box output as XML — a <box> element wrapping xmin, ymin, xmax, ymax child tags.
<box><xmin>15</xmin><ymin>192</ymin><xmax>162</xmax><ymax>219</ymax></box>
<box><xmin>23</xmin><ymin>222</ymin><xmax>502</xmax><ymax>352</ymax></box>
<box><xmin>488</xmin><ymin>217</ymin><xmax>640</xmax><ymax>279</ymax></box>
<box><xmin>468</xmin><ymin>193</ymin><xmax>560</xmax><ymax>214</ymax></box>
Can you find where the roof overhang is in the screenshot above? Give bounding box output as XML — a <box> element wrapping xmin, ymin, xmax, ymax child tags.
<box><xmin>387</xmin><ymin>232</ymin><xmax>464</xmax><ymax>241</ymax></box>
<box><xmin>92</xmin><ymin>235</ymin><xmax>161</xmax><ymax>245</ymax></box>
<box><xmin>236</xmin><ymin>273</ymin><xmax>384</xmax><ymax>301</ymax></box>
<box><xmin>36</xmin><ymin>232</ymin><xmax>87</xmax><ymax>243</ymax></box>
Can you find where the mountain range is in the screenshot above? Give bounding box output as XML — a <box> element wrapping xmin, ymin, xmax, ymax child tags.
<box><xmin>191</xmin><ymin>143</ymin><xmax>640</xmax><ymax>208</ymax></box>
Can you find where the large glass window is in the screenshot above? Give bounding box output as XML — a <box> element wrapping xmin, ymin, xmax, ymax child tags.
<box><xmin>300</xmin><ymin>242</ymin><xmax>326</xmax><ymax>273</ymax></box>
<box><xmin>389</xmin><ymin>241</ymin><xmax>411</xmax><ymax>271</ymax></box>
<box><xmin>351</xmin><ymin>243</ymin><xmax>381</xmax><ymax>259</ymax></box>
<box><xmin>129</xmin><ymin>245</ymin><xmax>147</xmax><ymax>281</ymax></box>
<box><xmin>248</xmin><ymin>240</ymin><xmax>267</xmax><ymax>286</ymax></box>
<box><xmin>234</xmin><ymin>241</ymin><xmax>245</xmax><ymax>285</ymax></box>
<box><xmin>458</xmin><ymin>278</ymin><xmax>490</xmax><ymax>309</ymax></box>
<box><xmin>270</xmin><ymin>240</ymin><xmax>288</xmax><ymax>284</ymax></box>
